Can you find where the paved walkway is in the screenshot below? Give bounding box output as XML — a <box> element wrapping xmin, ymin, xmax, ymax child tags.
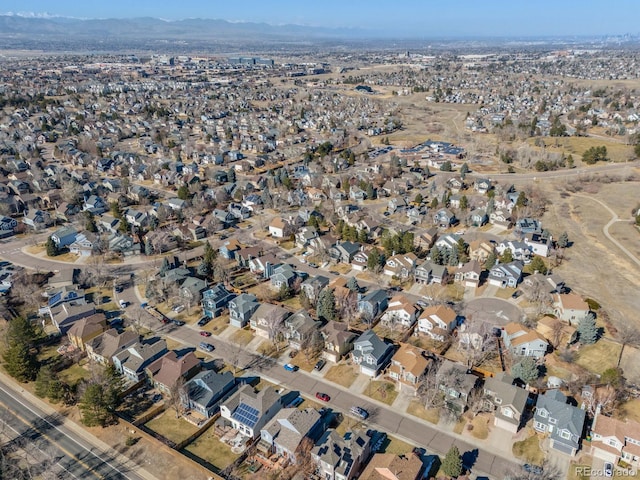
<box><xmin>391</xmin><ymin>389</ymin><xmax>415</xmax><ymax>411</ymax></box>
<box><xmin>348</xmin><ymin>372</ymin><xmax>372</xmax><ymax>395</ymax></box>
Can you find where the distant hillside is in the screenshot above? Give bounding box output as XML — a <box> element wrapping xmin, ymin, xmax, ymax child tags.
<box><xmin>0</xmin><ymin>15</ymin><xmax>369</xmax><ymax>51</ymax></box>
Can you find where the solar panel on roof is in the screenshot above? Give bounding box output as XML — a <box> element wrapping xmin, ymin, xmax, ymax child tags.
<box><xmin>232</xmin><ymin>403</ymin><xmax>259</xmax><ymax>428</ymax></box>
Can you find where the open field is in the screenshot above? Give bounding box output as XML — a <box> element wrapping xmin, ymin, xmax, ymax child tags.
<box><xmin>540</xmin><ymin>178</ymin><xmax>640</xmax><ymax>383</ymax></box>
<box><xmin>526</xmin><ymin>136</ymin><xmax>635</xmax><ymax>163</ymax></box>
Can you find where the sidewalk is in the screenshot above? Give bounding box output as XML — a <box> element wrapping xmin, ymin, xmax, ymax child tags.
<box><xmin>0</xmin><ymin>372</ymin><xmax>158</xmax><ymax>480</ymax></box>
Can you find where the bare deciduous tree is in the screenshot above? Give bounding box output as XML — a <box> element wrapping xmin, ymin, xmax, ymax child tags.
<box><xmin>168</xmin><ymin>376</ymin><xmax>186</xmax><ymax>419</ymax></box>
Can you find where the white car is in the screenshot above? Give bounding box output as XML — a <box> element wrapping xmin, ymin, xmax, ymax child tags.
<box><xmin>172</xmin><ymin>305</ymin><xmax>185</xmax><ymax>313</ymax></box>
<box><xmin>119</xmin><ymin>299</ymin><xmax>127</xmax><ymax>309</ymax></box>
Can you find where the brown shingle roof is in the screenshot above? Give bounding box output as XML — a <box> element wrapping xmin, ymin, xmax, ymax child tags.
<box><xmin>359</xmin><ymin>453</ymin><xmax>424</xmax><ymax>480</ymax></box>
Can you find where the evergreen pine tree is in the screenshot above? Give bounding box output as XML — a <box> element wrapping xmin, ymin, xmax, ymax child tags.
<box><xmin>578</xmin><ymin>313</ymin><xmax>598</xmax><ymax>345</ymax></box>
<box><xmin>558</xmin><ymin>231</ymin><xmax>569</xmax><ymax>249</ymax></box>
<box><xmin>511</xmin><ymin>357</ymin><xmax>539</xmax><ymax>384</ymax></box>
<box><xmin>367</xmin><ymin>248</ymin><xmax>381</xmax><ymax>271</ymax></box>
<box><xmin>317</xmin><ymin>288</ymin><xmax>337</xmax><ymax>322</ymax></box>
<box><xmin>144</xmin><ymin>239</ymin><xmax>153</xmax><ymax>256</ymax></box>
<box><xmin>346</xmin><ymin>277</ymin><xmax>359</xmax><ymax>292</ymax></box>
<box><xmin>442</xmin><ymin>445</ymin><xmax>463</xmax><ymax>478</ymax></box>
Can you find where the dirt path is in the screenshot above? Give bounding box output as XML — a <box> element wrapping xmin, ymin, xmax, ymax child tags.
<box><xmin>574</xmin><ymin>194</ymin><xmax>640</xmax><ymax>268</ymax></box>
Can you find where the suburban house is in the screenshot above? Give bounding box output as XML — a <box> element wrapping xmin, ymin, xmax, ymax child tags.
<box><xmin>437</xmin><ymin>359</ymin><xmax>480</xmax><ymax>414</ymax></box>
<box><xmin>270</xmin><ymin>264</ymin><xmax>299</xmax><ymax>289</ymax></box>
<box><xmin>179</xmin><ymin>276</ymin><xmax>208</xmax><ymax>305</ymax></box>
<box><xmin>269</xmin><ymin>217</ymin><xmax>294</xmax><ymax>238</ymax></box>
<box><xmin>201</xmin><ymin>284</ymin><xmax>236</xmax><ymax>318</ymax></box>
<box><xmin>49</xmin><ymin>302</ymin><xmax>96</xmax><ymax>335</ymax></box>
<box><xmin>416</xmin><ymin>305</ymin><xmax>457</xmax><ymax>341</ymax></box>
<box><xmin>359</xmin><ymin>453</ymin><xmax>426</xmax><ymax>480</ymax></box>
<box><xmin>388</xmin><ymin>343</ymin><xmax>431</xmax><ymax>393</ymax></box>
<box><xmin>380</xmin><ymin>295</ymin><xmax>419</xmax><ymax>329</ymax></box>
<box><xmin>415</xmin><ymin>261</ymin><xmax>449</xmax><ymax>285</ymax></box>
<box><xmin>351</xmin><ymin>329</ymin><xmax>395</xmax><ymax>377</ymax></box>
<box><xmin>311</xmin><ymin>429</ymin><xmax>372</xmax><ymax>480</ymax></box>
<box><xmin>489</xmin><ymin>210</ymin><xmax>513</xmax><ymax>228</ymax></box>
<box><xmin>257</xmin><ymin>407</ymin><xmax>323</xmax><ymax>467</ymax></box>
<box><xmin>433</xmin><ymin>208</ymin><xmax>457</xmax><ymax>227</ymax></box>
<box><xmin>469</xmin><ymin>240</ymin><xmax>495</xmax><ymax>264</ymax></box>
<box><xmin>51</xmin><ymin>226</ymin><xmax>78</xmax><ymax>248</ymax></box>
<box><xmin>146</xmin><ymin>351</ymin><xmax>201</xmax><ymax>394</ymax></box>
<box><xmin>357</xmin><ymin>289</ymin><xmax>388</xmax><ymax>321</ymax></box>
<box><xmin>295</xmin><ymin>226</ymin><xmax>319</xmax><ymax>249</ymax></box>
<box><xmin>86</xmin><ymin>328</ymin><xmax>139</xmax><ymax>366</ymax></box>
<box><xmin>554</xmin><ymin>293</ymin><xmax>590</xmax><ymax>325</ymax></box>
<box><xmin>300</xmin><ymin>275</ymin><xmax>330</xmax><ymax>303</ymax></box>
<box><xmin>515</xmin><ymin>218</ymin><xmax>542</xmax><ymax>235</ymax></box>
<box><xmin>524</xmin><ymin>232</ymin><xmax>552</xmax><ymax>257</ymax></box>
<box><xmin>454</xmin><ymin>260</ymin><xmax>482</xmax><ymax>288</ymax></box>
<box><xmin>536</xmin><ymin>316</ymin><xmax>577</xmax><ymax>349</ymax></box>
<box><xmin>329</xmin><ymin>241</ymin><xmax>361</xmax><ymax>264</ymax></box>
<box><xmin>23</xmin><ymin>209</ymin><xmax>53</xmax><ymax>229</ymax></box>
<box><xmin>219</xmin><ymin>385</ymin><xmax>283</xmax><ymax>439</ymax></box>
<box><xmin>66</xmin><ymin>313</ymin><xmax>107</xmax><ymax>352</ymax></box>
<box><xmin>488</xmin><ymin>261</ymin><xmax>523</xmax><ymax>288</ymax></box>
<box><xmin>501</xmin><ymin>322</ymin><xmax>549</xmax><ymax>359</ymax></box>
<box><xmin>496</xmin><ymin>241</ymin><xmax>533</xmax><ymax>264</ymax></box>
<box><xmin>483</xmin><ymin>373</ymin><xmax>529</xmax><ymax>433</ymax></box>
<box><xmin>219</xmin><ymin>239</ymin><xmax>242</xmax><ymax>260</ymax></box>
<box><xmin>320</xmin><ymin>321</ymin><xmax>357</xmax><ymax>363</ymax></box>
<box><xmin>533</xmin><ymin>389</ymin><xmax>586</xmax><ymax>456</ymax></box>
<box><xmin>181</xmin><ymin>370</ymin><xmax>237</xmax><ymax>419</ymax></box>
<box><xmin>474</xmin><ymin>178</ymin><xmax>492</xmax><ymax>194</ymax></box>
<box><xmin>434</xmin><ymin>233</ymin><xmax>461</xmax><ymax>254</ymax></box>
<box><xmin>112</xmin><ymin>339</ymin><xmax>169</xmax><ymax>382</ymax></box>
<box><xmin>383</xmin><ymin>253</ymin><xmax>418</xmax><ymax>279</ymax></box>
<box><xmin>413</xmin><ymin>227</ymin><xmax>438</xmax><ymax>250</ymax></box>
<box><xmin>250</xmin><ymin>303</ymin><xmax>290</xmax><ymax>340</ymax></box>
<box><xmin>590</xmin><ymin>409</ymin><xmax>640</xmax><ymax>468</ymax></box>
<box><xmin>284</xmin><ymin>310</ymin><xmax>321</xmax><ymax>350</ymax></box>
<box><xmin>228</xmin><ymin>293</ymin><xmax>260</xmax><ymax>328</ymax></box>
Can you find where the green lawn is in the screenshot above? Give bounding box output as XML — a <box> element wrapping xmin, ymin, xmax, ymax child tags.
<box><xmin>184</xmin><ymin>432</ymin><xmax>239</xmax><ymax>471</ymax></box>
<box><xmin>57</xmin><ymin>362</ymin><xmax>91</xmax><ymax>386</ymax></box>
<box><xmin>145</xmin><ymin>411</ymin><xmax>200</xmax><ymax>444</ymax></box>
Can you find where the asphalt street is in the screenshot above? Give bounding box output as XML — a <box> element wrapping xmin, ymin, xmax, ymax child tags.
<box><xmin>0</xmin><ymin>379</ymin><xmax>143</xmax><ymax>480</ymax></box>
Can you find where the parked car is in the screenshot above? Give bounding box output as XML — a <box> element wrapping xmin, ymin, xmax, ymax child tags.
<box><xmin>172</xmin><ymin>305</ymin><xmax>185</xmax><ymax>313</ymax></box>
<box><xmin>119</xmin><ymin>299</ymin><xmax>127</xmax><ymax>309</ymax></box>
<box><xmin>511</xmin><ymin>290</ymin><xmax>523</xmax><ymax>299</ymax></box>
<box><xmin>350</xmin><ymin>406</ymin><xmax>369</xmax><ymax>419</ymax></box>
<box><xmin>200</xmin><ymin>331</ymin><xmax>212</xmax><ymax>337</ymax></box>
<box><xmin>173</xmin><ymin>320</ymin><xmax>185</xmax><ymax>326</ymax></box>
<box><xmin>197</xmin><ymin>316</ymin><xmax>211</xmax><ymax>327</ymax></box>
<box><xmin>308</xmin><ymin>262</ymin><xmax>318</xmax><ymax>268</ymax></box>
<box><xmin>604</xmin><ymin>462</ymin><xmax>613</xmax><ymax>477</ymax></box>
<box><xmin>315</xmin><ymin>392</ymin><xmax>330</xmax><ymax>402</ymax></box>
<box><xmin>283</xmin><ymin>363</ymin><xmax>298</xmax><ymax>372</ymax></box>
<box><xmin>199</xmin><ymin>342</ymin><xmax>214</xmax><ymax>352</ymax></box>
<box><xmin>314</xmin><ymin>359</ymin><xmax>326</xmax><ymax>371</ymax></box>
<box><xmin>288</xmin><ymin>350</ymin><xmax>299</xmax><ymax>358</ymax></box>
<box><xmin>523</xmin><ymin>464</ymin><xmax>543</xmax><ymax>475</ymax></box>
<box><xmin>115</xmin><ymin>285</ymin><xmax>123</xmax><ymax>293</ymax></box>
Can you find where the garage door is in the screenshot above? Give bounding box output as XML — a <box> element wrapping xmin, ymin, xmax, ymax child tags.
<box><xmin>552</xmin><ymin>441</ymin><xmax>574</xmax><ymax>455</ymax></box>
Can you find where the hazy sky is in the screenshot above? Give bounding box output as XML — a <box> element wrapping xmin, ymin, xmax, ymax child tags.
<box><xmin>1</xmin><ymin>0</ymin><xmax>637</xmax><ymax>37</ymax></box>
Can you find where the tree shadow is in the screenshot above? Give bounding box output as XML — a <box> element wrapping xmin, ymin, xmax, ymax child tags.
<box><xmin>462</xmin><ymin>447</ymin><xmax>479</xmax><ymax>472</ymax></box>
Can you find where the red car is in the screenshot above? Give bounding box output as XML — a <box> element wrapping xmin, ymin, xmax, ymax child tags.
<box><xmin>199</xmin><ymin>331</ymin><xmax>212</xmax><ymax>337</ymax></box>
<box><xmin>315</xmin><ymin>392</ymin><xmax>330</xmax><ymax>402</ymax></box>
